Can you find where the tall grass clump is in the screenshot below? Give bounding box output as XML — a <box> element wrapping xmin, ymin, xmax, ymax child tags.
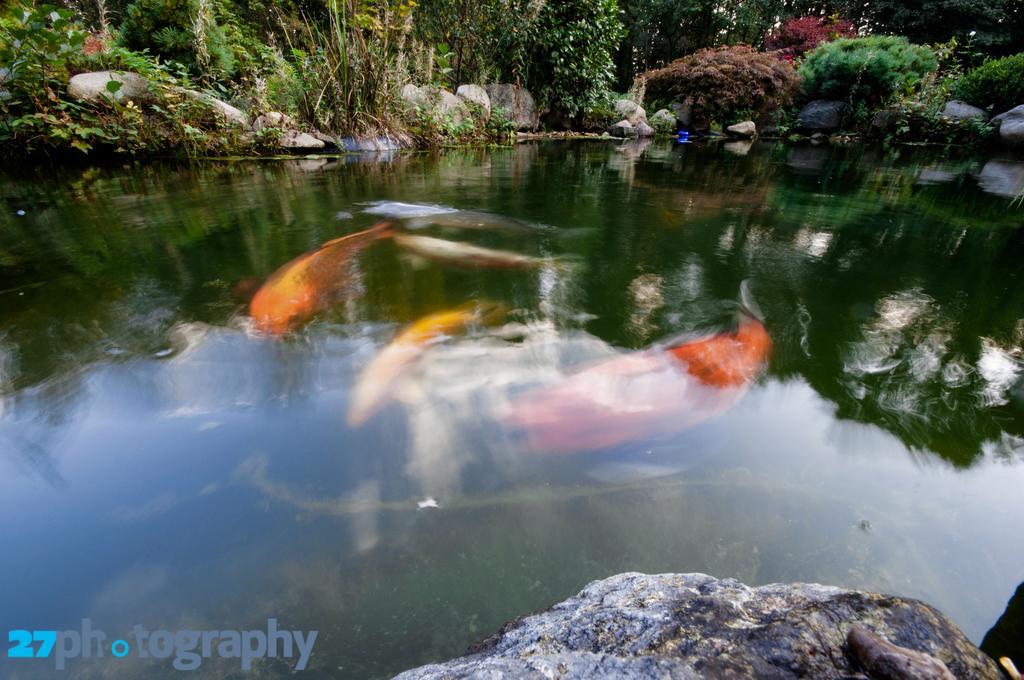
<box><xmin>285</xmin><ymin>0</ymin><xmax>414</xmax><ymax>135</ymax></box>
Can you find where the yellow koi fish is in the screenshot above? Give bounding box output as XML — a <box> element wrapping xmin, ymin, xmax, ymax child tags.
<box><xmin>347</xmin><ymin>302</ymin><xmax>505</xmax><ymax>426</ymax></box>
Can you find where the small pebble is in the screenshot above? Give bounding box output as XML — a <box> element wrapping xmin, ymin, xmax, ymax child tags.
<box><xmin>15</xmin><ymin>210</ymin><xmax>25</xmax><ymax>216</ymax></box>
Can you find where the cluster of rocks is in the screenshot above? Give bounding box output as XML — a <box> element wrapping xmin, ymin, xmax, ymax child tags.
<box><xmin>399</xmin><ymin>82</ymin><xmax>540</xmax><ymax>131</ymax></box>
<box><xmin>396</xmin><ymin>572</ymin><xmax>1000</xmax><ymax>680</ymax></box>
<box><xmin>607</xmin><ymin>99</ymin><xmax>655</xmax><ymax>138</ymax></box>
<box><xmin>796</xmin><ymin>96</ymin><xmax>1024</xmax><ymax>148</ymax></box>
<box><xmin>66</xmin><ymin>70</ymin><xmax>404</xmax><ymax>153</ymax></box>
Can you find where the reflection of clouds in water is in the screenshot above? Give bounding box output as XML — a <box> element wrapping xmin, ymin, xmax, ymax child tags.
<box><xmin>843</xmin><ymin>290</ymin><xmax>1023</xmax><ymax>434</ymax></box>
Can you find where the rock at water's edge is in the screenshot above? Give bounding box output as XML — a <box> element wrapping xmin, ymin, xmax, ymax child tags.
<box><xmin>727</xmin><ymin>120</ymin><xmax>756</xmax><ymax>138</ymax></box>
<box><xmin>455</xmin><ymin>84</ymin><xmax>490</xmax><ymax>119</ymax></box>
<box><xmin>992</xmin><ymin>105</ymin><xmax>1024</xmax><ymax>148</ymax></box>
<box><xmin>608</xmin><ymin>119</ymin><xmax>637</xmax><ymax>138</ymax></box>
<box><xmin>614</xmin><ymin>99</ymin><xmax>647</xmax><ymax>127</ymax></box>
<box><xmin>942</xmin><ymin>100</ymin><xmax>987</xmax><ymax>121</ymax></box>
<box><xmin>798</xmin><ymin>100</ymin><xmax>851</xmax><ymax>132</ymax></box>
<box><xmin>649</xmin><ymin>108</ymin><xmax>677</xmax><ymax>132</ymax></box>
<box><xmin>394</xmin><ymin>572</ymin><xmax>999</xmax><ymax>680</ymax></box>
<box><xmin>280</xmin><ymin>129</ymin><xmax>325</xmax><ymax>150</ymax></box>
<box><xmin>485</xmin><ymin>84</ymin><xmax>539</xmax><ymax>131</ymax></box>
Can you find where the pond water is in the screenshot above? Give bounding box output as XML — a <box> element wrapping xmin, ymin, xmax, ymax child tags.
<box><xmin>1</xmin><ymin>140</ymin><xmax>1023</xmax><ymax>678</ymax></box>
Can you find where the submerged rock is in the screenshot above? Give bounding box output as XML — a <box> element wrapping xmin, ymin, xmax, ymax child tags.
<box><xmin>798</xmin><ymin>100</ymin><xmax>851</xmax><ymax>132</ymax></box>
<box><xmin>484</xmin><ymin>84</ymin><xmax>539</xmax><ymax>131</ymax></box>
<box><xmin>394</xmin><ymin>572</ymin><xmax>999</xmax><ymax>679</ymax></box>
<box><xmin>67</xmin><ymin>71</ymin><xmax>155</xmax><ymax>104</ymax></box>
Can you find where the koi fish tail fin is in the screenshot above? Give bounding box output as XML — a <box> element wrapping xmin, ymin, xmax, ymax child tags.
<box><xmin>319</xmin><ymin>220</ymin><xmax>397</xmax><ymax>248</ymax></box>
<box><xmin>739</xmin><ymin>280</ymin><xmax>764</xmax><ymax>323</ymax></box>
<box><xmin>368</xmin><ymin>219</ymin><xmax>397</xmax><ymax>239</ymax></box>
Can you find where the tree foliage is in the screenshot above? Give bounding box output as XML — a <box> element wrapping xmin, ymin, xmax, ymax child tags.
<box><xmin>523</xmin><ymin>0</ymin><xmax>623</xmax><ymax>117</ymax></box>
<box><xmin>764</xmin><ymin>15</ymin><xmax>856</xmax><ymax>58</ymax></box>
<box><xmin>644</xmin><ymin>45</ymin><xmax>800</xmax><ymax>125</ymax></box>
<box><xmin>799</xmin><ymin>36</ymin><xmax>938</xmax><ymax>106</ymax></box>
<box><xmin>954</xmin><ymin>53</ymin><xmax>1024</xmax><ymax>113</ymax></box>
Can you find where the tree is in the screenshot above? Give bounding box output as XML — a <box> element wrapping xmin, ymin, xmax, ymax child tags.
<box><xmin>862</xmin><ymin>0</ymin><xmax>1024</xmax><ymax>57</ymax></box>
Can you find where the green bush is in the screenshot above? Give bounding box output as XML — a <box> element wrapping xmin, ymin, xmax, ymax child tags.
<box><xmin>799</xmin><ymin>36</ymin><xmax>938</xmax><ymax>106</ymax></box>
<box><xmin>119</xmin><ymin>0</ymin><xmax>236</xmax><ymax>80</ymax></box>
<box><xmin>955</xmin><ymin>53</ymin><xmax>1024</xmax><ymax>113</ymax></box>
<box><xmin>522</xmin><ymin>0</ymin><xmax>623</xmax><ymax>118</ymax></box>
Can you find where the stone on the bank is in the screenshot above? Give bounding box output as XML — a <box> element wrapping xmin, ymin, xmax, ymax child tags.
<box><xmin>670</xmin><ymin>100</ymin><xmax>692</xmax><ymax>128</ymax></box>
<box><xmin>871</xmin><ymin>109</ymin><xmax>899</xmax><ymax>133</ymax></box>
<box><xmin>727</xmin><ymin>120</ymin><xmax>756</xmax><ymax>138</ymax></box>
<box><xmin>394</xmin><ymin>573</ymin><xmax>999</xmax><ymax>680</ymax></box>
<box><xmin>635</xmin><ymin>121</ymin><xmax>655</xmax><ymax>137</ymax></box>
<box><xmin>401</xmin><ymin>84</ymin><xmax>470</xmax><ymax>126</ymax></box>
<box><xmin>649</xmin><ymin>109</ymin><xmax>677</xmax><ymax>132</ymax></box>
<box><xmin>280</xmin><ymin>129</ymin><xmax>325</xmax><ymax>150</ymax></box>
<box><xmin>608</xmin><ymin>120</ymin><xmax>637</xmax><ymax>138</ymax></box>
<box><xmin>613</xmin><ymin>99</ymin><xmax>647</xmax><ymax>126</ymax></box>
<box><xmin>485</xmin><ymin>84</ymin><xmax>539</xmax><ymax>131</ymax></box>
<box><xmin>67</xmin><ymin>71</ymin><xmax>155</xmax><ymax>104</ymax></box>
<box><xmin>455</xmin><ymin>84</ymin><xmax>490</xmax><ymax>118</ymax></box>
<box><xmin>991</xmin><ymin>105</ymin><xmax>1024</xmax><ymax>148</ymax></box>
<box><xmin>172</xmin><ymin>87</ymin><xmax>248</xmax><ymax>127</ymax></box>
<box><xmin>252</xmin><ymin>111</ymin><xmax>295</xmax><ymax>131</ymax></box>
<box><xmin>798</xmin><ymin>100</ymin><xmax>851</xmax><ymax>132</ymax></box>
<box><xmin>941</xmin><ymin>100</ymin><xmax>987</xmax><ymax>121</ymax></box>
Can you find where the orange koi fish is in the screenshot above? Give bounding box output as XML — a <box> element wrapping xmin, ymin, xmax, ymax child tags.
<box><xmin>347</xmin><ymin>302</ymin><xmax>505</xmax><ymax>426</ymax></box>
<box><xmin>501</xmin><ymin>283</ymin><xmax>770</xmax><ymax>454</ymax></box>
<box><xmin>249</xmin><ymin>221</ymin><xmax>394</xmax><ymax>334</ymax></box>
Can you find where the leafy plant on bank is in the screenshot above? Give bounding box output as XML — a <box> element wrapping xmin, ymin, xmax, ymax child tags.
<box><xmin>405</xmin><ymin>101</ymin><xmax>514</xmax><ymax>146</ymax></box>
<box><xmin>520</xmin><ymin>0</ymin><xmax>623</xmax><ymax>118</ymax></box>
<box><xmin>644</xmin><ymin>45</ymin><xmax>800</xmax><ymax>128</ymax></box>
<box><xmin>0</xmin><ymin>3</ymin><xmax>271</xmax><ymax>156</ymax></box>
<box><xmin>954</xmin><ymin>52</ymin><xmax>1024</xmax><ymax>114</ymax></box>
<box><xmin>799</xmin><ymin>36</ymin><xmax>938</xmax><ymax>107</ymax></box>
<box><xmin>882</xmin><ymin>39</ymin><xmax>994</xmax><ymax>146</ymax></box>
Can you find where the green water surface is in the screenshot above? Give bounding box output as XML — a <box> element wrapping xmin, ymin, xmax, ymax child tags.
<box><xmin>0</xmin><ymin>140</ymin><xmax>1022</xmax><ymax>678</ymax></box>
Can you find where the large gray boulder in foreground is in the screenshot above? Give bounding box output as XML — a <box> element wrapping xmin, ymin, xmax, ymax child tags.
<box><xmin>395</xmin><ymin>572</ymin><xmax>999</xmax><ymax>679</ymax></box>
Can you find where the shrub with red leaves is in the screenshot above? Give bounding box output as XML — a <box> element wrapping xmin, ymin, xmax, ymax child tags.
<box><xmin>644</xmin><ymin>45</ymin><xmax>800</xmax><ymax>127</ymax></box>
<box><xmin>764</xmin><ymin>16</ymin><xmax>857</xmax><ymax>58</ymax></box>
